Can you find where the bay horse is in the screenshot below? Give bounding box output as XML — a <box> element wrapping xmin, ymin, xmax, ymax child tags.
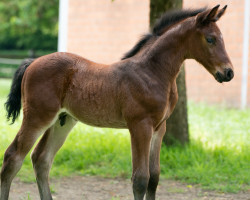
<box><xmin>1</xmin><ymin>5</ymin><xmax>233</xmax><ymax>200</ymax></box>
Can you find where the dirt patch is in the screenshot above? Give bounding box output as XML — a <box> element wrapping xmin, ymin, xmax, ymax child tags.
<box><xmin>9</xmin><ymin>176</ymin><xmax>249</xmax><ymax>200</ymax></box>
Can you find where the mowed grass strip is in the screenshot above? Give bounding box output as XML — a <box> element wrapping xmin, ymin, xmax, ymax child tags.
<box><xmin>0</xmin><ymin>79</ymin><xmax>249</xmax><ymax>193</ymax></box>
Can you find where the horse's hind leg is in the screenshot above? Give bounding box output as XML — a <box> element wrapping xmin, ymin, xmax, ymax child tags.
<box><xmin>0</xmin><ymin>114</ymin><xmax>57</xmax><ymax>200</ymax></box>
<box><xmin>31</xmin><ymin>114</ymin><xmax>77</xmax><ymax>200</ymax></box>
<box><xmin>146</xmin><ymin>122</ymin><xmax>166</xmax><ymax>200</ymax></box>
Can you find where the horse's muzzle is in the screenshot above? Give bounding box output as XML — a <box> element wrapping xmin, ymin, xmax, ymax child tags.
<box><xmin>215</xmin><ymin>68</ymin><xmax>234</xmax><ymax>83</ymax></box>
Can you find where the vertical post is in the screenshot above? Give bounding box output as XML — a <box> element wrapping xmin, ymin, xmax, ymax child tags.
<box><xmin>241</xmin><ymin>0</ymin><xmax>250</xmax><ymax>108</ymax></box>
<box><xmin>58</xmin><ymin>0</ymin><xmax>69</xmax><ymax>52</ymax></box>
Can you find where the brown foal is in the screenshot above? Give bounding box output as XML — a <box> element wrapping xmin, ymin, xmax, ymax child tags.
<box><xmin>1</xmin><ymin>5</ymin><xmax>233</xmax><ymax>200</ymax></box>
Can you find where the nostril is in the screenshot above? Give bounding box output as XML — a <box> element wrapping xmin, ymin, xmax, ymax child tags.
<box><xmin>226</xmin><ymin>69</ymin><xmax>234</xmax><ymax>80</ymax></box>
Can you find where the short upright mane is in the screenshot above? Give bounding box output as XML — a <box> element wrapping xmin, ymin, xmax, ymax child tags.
<box><xmin>122</xmin><ymin>8</ymin><xmax>206</xmax><ymax>60</ymax></box>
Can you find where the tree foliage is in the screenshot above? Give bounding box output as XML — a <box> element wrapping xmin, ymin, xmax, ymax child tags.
<box><xmin>0</xmin><ymin>0</ymin><xmax>59</xmax><ymax>50</ymax></box>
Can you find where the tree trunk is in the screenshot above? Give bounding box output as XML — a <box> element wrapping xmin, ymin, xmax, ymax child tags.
<box><xmin>164</xmin><ymin>66</ymin><xmax>189</xmax><ymax>145</ymax></box>
<box><xmin>150</xmin><ymin>0</ymin><xmax>189</xmax><ymax>146</ymax></box>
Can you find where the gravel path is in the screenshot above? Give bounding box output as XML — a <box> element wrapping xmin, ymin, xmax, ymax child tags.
<box><xmin>8</xmin><ymin>176</ymin><xmax>250</xmax><ymax>200</ymax></box>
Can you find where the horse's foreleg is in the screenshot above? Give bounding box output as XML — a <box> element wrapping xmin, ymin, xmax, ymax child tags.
<box><xmin>31</xmin><ymin>115</ymin><xmax>76</xmax><ymax>200</ymax></box>
<box><xmin>128</xmin><ymin>119</ymin><xmax>153</xmax><ymax>200</ymax></box>
<box><xmin>146</xmin><ymin>122</ymin><xmax>166</xmax><ymax>200</ymax></box>
<box><xmin>0</xmin><ymin>119</ymin><xmax>54</xmax><ymax>200</ymax></box>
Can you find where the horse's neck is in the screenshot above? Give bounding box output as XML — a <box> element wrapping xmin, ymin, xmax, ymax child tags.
<box><xmin>141</xmin><ymin>19</ymin><xmax>193</xmax><ymax>85</ymax></box>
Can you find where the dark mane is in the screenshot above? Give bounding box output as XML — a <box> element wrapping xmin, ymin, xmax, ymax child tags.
<box><xmin>122</xmin><ymin>8</ymin><xmax>206</xmax><ymax>60</ymax></box>
<box><xmin>121</xmin><ymin>33</ymin><xmax>153</xmax><ymax>60</ymax></box>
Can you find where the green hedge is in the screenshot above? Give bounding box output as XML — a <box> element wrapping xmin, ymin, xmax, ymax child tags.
<box><xmin>0</xmin><ymin>0</ymin><xmax>58</xmax><ymax>50</ymax></box>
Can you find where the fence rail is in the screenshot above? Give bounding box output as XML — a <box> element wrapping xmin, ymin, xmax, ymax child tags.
<box><xmin>0</xmin><ymin>58</ymin><xmax>23</xmax><ymax>65</ymax></box>
<box><xmin>0</xmin><ymin>58</ymin><xmax>23</xmax><ymax>78</ymax></box>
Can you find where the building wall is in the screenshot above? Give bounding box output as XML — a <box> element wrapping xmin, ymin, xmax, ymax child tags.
<box><xmin>67</xmin><ymin>0</ymin><xmax>149</xmax><ymax>64</ymax></box>
<box><xmin>66</xmin><ymin>0</ymin><xmax>249</xmax><ymax>107</ymax></box>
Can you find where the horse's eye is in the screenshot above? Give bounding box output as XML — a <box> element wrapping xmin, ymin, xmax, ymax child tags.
<box><xmin>206</xmin><ymin>37</ymin><xmax>216</xmax><ymax>45</ymax></box>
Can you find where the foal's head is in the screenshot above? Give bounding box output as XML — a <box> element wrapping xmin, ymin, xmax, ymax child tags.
<box><xmin>190</xmin><ymin>5</ymin><xmax>234</xmax><ymax>83</ymax></box>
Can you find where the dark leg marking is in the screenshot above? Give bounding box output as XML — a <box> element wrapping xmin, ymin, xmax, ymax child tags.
<box><xmin>59</xmin><ymin>112</ymin><xmax>67</xmax><ymax>126</ymax></box>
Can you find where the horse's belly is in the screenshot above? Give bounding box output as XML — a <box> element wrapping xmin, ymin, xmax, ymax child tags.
<box><xmin>79</xmin><ymin>118</ymin><xmax>127</xmax><ymax>129</ymax></box>
<box><xmin>65</xmin><ymin>102</ymin><xmax>127</xmax><ymax>129</ymax></box>
<box><xmin>71</xmin><ymin>112</ymin><xmax>127</xmax><ymax>128</ymax></box>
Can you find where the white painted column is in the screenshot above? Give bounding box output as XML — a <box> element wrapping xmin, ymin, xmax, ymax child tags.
<box><xmin>58</xmin><ymin>0</ymin><xmax>69</xmax><ymax>52</ymax></box>
<box><xmin>241</xmin><ymin>0</ymin><xmax>250</xmax><ymax>108</ymax></box>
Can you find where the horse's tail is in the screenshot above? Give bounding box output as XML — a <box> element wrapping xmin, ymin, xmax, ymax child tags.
<box><xmin>5</xmin><ymin>58</ymin><xmax>35</xmax><ymax>124</ymax></box>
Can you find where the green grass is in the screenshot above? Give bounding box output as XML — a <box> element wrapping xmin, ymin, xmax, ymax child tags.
<box><xmin>0</xmin><ymin>79</ymin><xmax>249</xmax><ymax>193</ymax></box>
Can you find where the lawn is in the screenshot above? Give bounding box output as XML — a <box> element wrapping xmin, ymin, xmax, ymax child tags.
<box><xmin>0</xmin><ymin>79</ymin><xmax>249</xmax><ymax>193</ymax></box>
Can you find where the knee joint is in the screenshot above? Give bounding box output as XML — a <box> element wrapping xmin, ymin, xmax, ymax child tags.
<box><xmin>3</xmin><ymin>150</ymin><xmax>13</xmax><ymax>162</ymax></box>
<box><xmin>31</xmin><ymin>151</ymin><xmax>39</xmax><ymax>165</ymax></box>
<box><xmin>31</xmin><ymin>151</ymin><xmax>46</xmax><ymax>168</ymax></box>
<box><xmin>132</xmin><ymin>174</ymin><xmax>149</xmax><ymax>194</ymax></box>
<box><xmin>148</xmin><ymin>171</ymin><xmax>160</xmax><ymax>192</ymax></box>
<box><xmin>3</xmin><ymin>142</ymin><xmax>18</xmax><ymax>162</ymax></box>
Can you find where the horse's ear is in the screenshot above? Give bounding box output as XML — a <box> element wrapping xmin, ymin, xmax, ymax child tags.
<box><xmin>214</xmin><ymin>5</ymin><xmax>227</xmax><ymax>21</ymax></box>
<box><xmin>196</xmin><ymin>5</ymin><xmax>220</xmax><ymax>26</ymax></box>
